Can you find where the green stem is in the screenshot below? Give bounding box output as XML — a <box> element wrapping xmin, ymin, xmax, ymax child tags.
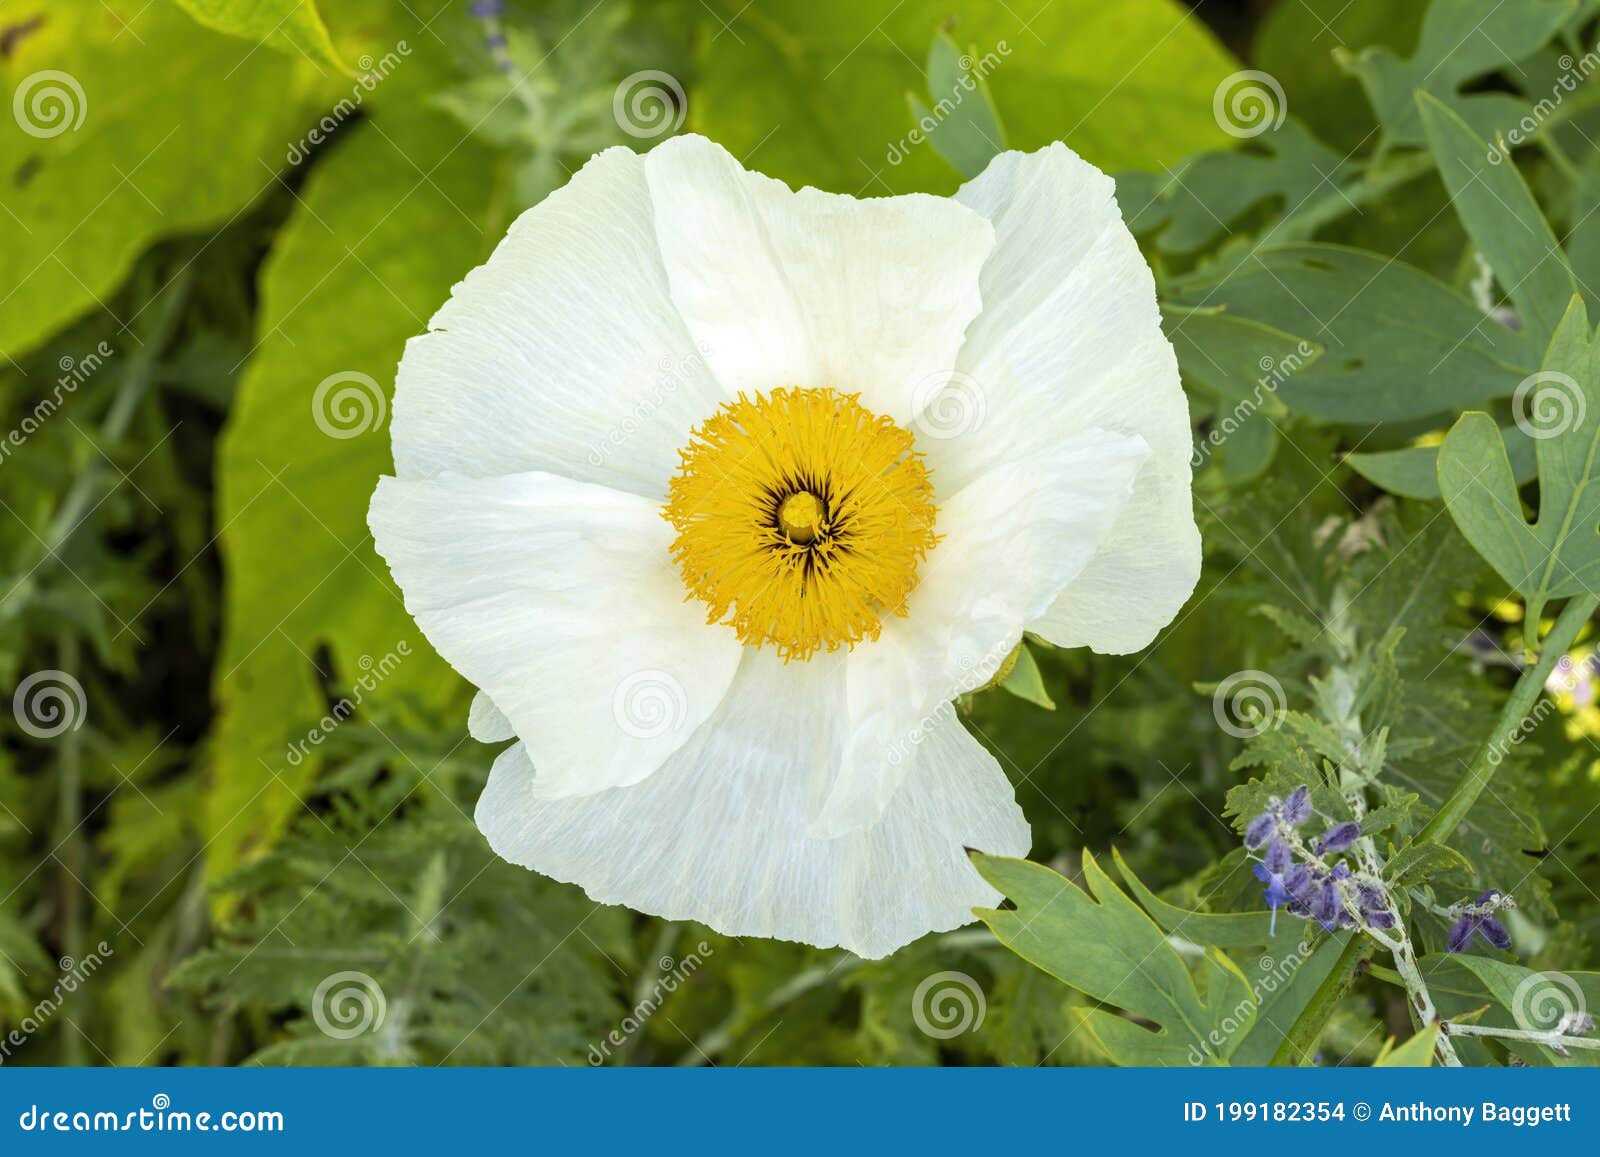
<box><xmin>1270</xmin><ymin>933</ymin><xmax>1370</xmax><ymax>1066</ymax></box>
<box><xmin>1414</xmin><ymin>593</ymin><xmax>1598</xmax><ymax>848</ymax></box>
<box><xmin>54</xmin><ymin>632</ymin><xmax>85</xmax><ymax>1067</ymax></box>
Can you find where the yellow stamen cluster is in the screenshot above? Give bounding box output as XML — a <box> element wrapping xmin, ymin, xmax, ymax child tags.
<box><xmin>664</xmin><ymin>387</ymin><xmax>939</xmax><ymax>661</ymax></box>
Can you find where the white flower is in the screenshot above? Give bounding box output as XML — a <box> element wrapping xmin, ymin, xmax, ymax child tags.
<box><xmin>368</xmin><ymin>135</ymin><xmax>1198</xmax><ymax>958</ymax></box>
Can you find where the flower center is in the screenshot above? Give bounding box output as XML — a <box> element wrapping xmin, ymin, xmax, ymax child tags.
<box><xmin>664</xmin><ymin>387</ymin><xmax>939</xmax><ymax>661</ymax></box>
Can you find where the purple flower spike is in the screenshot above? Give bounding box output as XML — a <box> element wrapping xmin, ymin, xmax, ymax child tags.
<box><xmin>1282</xmin><ymin>786</ymin><xmax>1312</xmax><ymax>826</ymax></box>
<box><xmin>1318</xmin><ymin>821</ymin><xmax>1361</xmax><ymax>852</ymax></box>
<box><xmin>1479</xmin><ymin>916</ymin><xmax>1513</xmax><ymax>950</ymax></box>
<box><xmin>1244</xmin><ymin>811</ymin><xmax>1277</xmax><ymax>849</ymax></box>
<box><xmin>1366</xmin><ymin>910</ymin><xmax>1396</xmax><ymax>930</ymax></box>
<box><xmin>1447</xmin><ymin>916</ymin><xmax>1479</xmax><ymax>953</ymax></box>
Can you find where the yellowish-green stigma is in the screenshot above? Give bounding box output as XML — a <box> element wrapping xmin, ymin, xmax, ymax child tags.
<box><xmin>665</xmin><ymin>387</ymin><xmax>939</xmax><ymax>662</ymax></box>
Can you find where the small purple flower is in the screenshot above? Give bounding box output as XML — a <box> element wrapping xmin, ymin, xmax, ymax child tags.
<box><xmin>1244</xmin><ymin>810</ymin><xmax>1277</xmax><ymax>849</ymax></box>
<box><xmin>1282</xmin><ymin>785</ymin><xmax>1312</xmax><ymax>826</ymax></box>
<box><xmin>469</xmin><ymin>0</ymin><xmax>505</xmax><ymax>16</ymax></box>
<box><xmin>1317</xmin><ymin>821</ymin><xmax>1361</xmax><ymax>853</ymax></box>
<box><xmin>1447</xmin><ymin>916</ymin><xmax>1479</xmax><ymax>953</ymax></box>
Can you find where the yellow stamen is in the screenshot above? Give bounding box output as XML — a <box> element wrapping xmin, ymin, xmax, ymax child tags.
<box><xmin>664</xmin><ymin>387</ymin><xmax>939</xmax><ymax>661</ymax></box>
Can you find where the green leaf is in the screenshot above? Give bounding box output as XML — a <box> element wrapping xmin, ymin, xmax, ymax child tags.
<box><xmin>169</xmin><ymin>0</ymin><xmax>345</xmax><ymax>71</ymax></box>
<box><xmin>691</xmin><ymin>0</ymin><xmax>1239</xmax><ymax>195</ymax></box>
<box><xmin>1374</xmin><ymin>1022</ymin><xmax>1440</xmax><ymax>1066</ymax></box>
<box><xmin>1151</xmin><ymin>121</ymin><xmax>1350</xmax><ymax>255</ymax></box>
<box><xmin>1417</xmin><ymin>91</ymin><xmax>1578</xmax><ymax>350</ymax></box>
<box><xmin>0</xmin><ymin>0</ymin><xmax>331</xmax><ymax>361</ymax></box>
<box><xmin>1111</xmin><ymin>847</ymin><xmax>1277</xmax><ymax>949</ymax></box>
<box><xmin>1348</xmin><ymin>429</ymin><xmax>1538</xmax><ymax>500</ymax></box>
<box><xmin>1422</xmin><ymin>954</ymin><xmax>1600</xmax><ymax>1066</ymax></box>
<box><xmin>973</xmin><ymin>850</ymin><xmax>1257</xmax><ymax>1065</ymax></box>
<box><xmin>1165</xmin><ymin>305</ymin><xmax>1321</xmax><ymax>481</ymax></box>
<box><xmin>1341</xmin><ymin>0</ymin><xmax>1576</xmax><ymax>147</ymax></box>
<box><xmin>1438</xmin><ymin>296</ymin><xmax>1600</xmax><ymax>625</ymax></box>
<box><xmin>906</xmin><ymin>28</ymin><xmax>1006</xmax><ymax>179</ymax></box>
<box><xmin>996</xmin><ymin>641</ymin><xmax>1054</xmax><ymax>710</ymax></box>
<box><xmin>1384</xmin><ymin>840</ymin><xmax>1475</xmax><ymax>889</ymax></box>
<box><xmin>1180</xmin><ymin>245</ymin><xmax>1538</xmax><ymax>422</ymax></box>
<box><xmin>210</xmin><ymin>106</ymin><xmax>499</xmax><ymax>881</ymax></box>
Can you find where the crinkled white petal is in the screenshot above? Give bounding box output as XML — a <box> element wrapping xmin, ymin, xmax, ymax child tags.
<box><xmin>388</xmin><ymin>146</ymin><xmax>726</xmax><ymax>499</ymax></box>
<box><xmin>810</xmin><ymin>429</ymin><xmax>1149</xmax><ymax>838</ymax></box>
<box><xmin>369</xmin><ymin>471</ymin><xmax>740</xmax><ymax>798</ymax></box>
<box><xmin>938</xmin><ymin>143</ymin><xmax>1200</xmax><ymax>654</ymax></box>
<box><xmin>643</xmin><ymin>135</ymin><xmax>994</xmax><ymax>425</ymax></box>
<box><xmin>467</xmin><ymin>690</ymin><xmax>514</xmax><ymax>743</ymax></box>
<box><xmin>475</xmin><ymin>648</ymin><xmax>1030</xmax><ymax>958</ymax></box>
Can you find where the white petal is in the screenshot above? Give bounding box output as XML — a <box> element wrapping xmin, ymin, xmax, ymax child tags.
<box><xmin>812</xmin><ymin>429</ymin><xmax>1149</xmax><ymax>838</ymax></box>
<box><xmin>643</xmin><ymin>135</ymin><xmax>994</xmax><ymax>424</ymax></box>
<box><xmin>468</xmin><ymin>690</ymin><xmax>514</xmax><ymax>743</ymax></box>
<box><xmin>389</xmin><ymin>146</ymin><xmax>725</xmax><ymax>499</ymax></box>
<box><xmin>369</xmin><ymin>471</ymin><xmax>740</xmax><ymax>797</ymax></box>
<box><xmin>475</xmin><ymin>649</ymin><xmax>1030</xmax><ymax>958</ymax></box>
<box><xmin>941</xmin><ymin>143</ymin><xmax>1200</xmax><ymax>653</ymax></box>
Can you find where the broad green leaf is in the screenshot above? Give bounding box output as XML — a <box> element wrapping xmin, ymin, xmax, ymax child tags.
<box><xmin>973</xmin><ymin>851</ymin><xmax>1257</xmax><ymax>1065</ymax></box>
<box><xmin>1165</xmin><ymin>305</ymin><xmax>1322</xmax><ymax>481</ymax></box>
<box><xmin>1438</xmin><ymin>296</ymin><xmax>1600</xmax><ymax>624</ymax></box>
<box><xmin>996</xmin><ymin>641</ymin><xmax>1054</xmax><ymax>710</ymax></box>
<box><xmin>1417</xmin><ymin>91</ymin><xmax>1578</xmax><ymax>350</ymax></box>
<box><xmin>1180</xmin><ymin>245</ymin><xmax>1538</xmax><ymax>422</ymax></box>
<box><xmin>1342</xmin><ymin>0</ymin><xmax>1576</xmax><ymax>147</ymax></box>
<box><xmin>1374</xmin><ymin>1022</ymin><xmax>1440</xmax><ymax>1066</ymax></box>
<box><xmin>692</xmin><ymin>0</ymin><xmax>1238</xmax><ymax>195</ymax></box>
<box><xmin>210</xmin><ymin>107</ymin><xmax>499</xmax><ymax>881</ymax></box>
<box><xmin>169</xmin><ymin>0</ymin><xmax>345</xmax><ymax>70</ymax></box>
<box><xmin>1348</xmin><ymin>428</ymin><xmax>1538</xmax><ymax>500</ymax></box>
<box><xmin>1111</xmin><ymin>847</ymin><xmax>1277</xmax><ymax>947</ymax></box>
<box><xmin>1422</xmin><ymin>954</ymin><xmax>1600</xmax><ymax>1066</ymax></box>
<box><xmin>0</xmin><ymin>0</ymin><xmax>331</xmax><ymax>361</ymax></box>
<box><xmin>1152</xmin><ymin>121</ymin><xmax>1349</xmax><ymax>255</ymax></box>
<box><xmin>906</xmin><ymin>28</ymin><xmax>1006</xmax><ymax>179</ymax></box>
